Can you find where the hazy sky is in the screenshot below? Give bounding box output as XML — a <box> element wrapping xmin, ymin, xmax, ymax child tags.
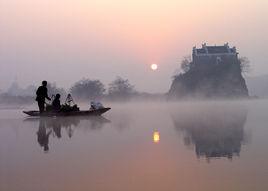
<box><xmin>0</xmin><ymin>0</ymin><xmax>267</xmax><ymax>93</ymax></box>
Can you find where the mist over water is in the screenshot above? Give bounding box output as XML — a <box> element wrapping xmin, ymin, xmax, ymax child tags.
<box><xmin>0</xmin><ymin>0</ymin><xmax>267</xmax><ymax>190</ymax></box>
<box><xmin>0</xmin><ymin>100</ymin><xmax>268</xmax><ymax>191</ymax></box>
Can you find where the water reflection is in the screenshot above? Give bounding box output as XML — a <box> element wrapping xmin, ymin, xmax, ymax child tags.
<box><xmin>25</xmin><ymin>116</ymin><xmax>110</xmax><ymax>152</ymax></box>
<box><xmin>153</xmin><ymin>131</ymin><xmax>160</xmax><ymax>143</ymax></box>
<box><xmin>37</xmin><ymin>119</ymin><xmax>52</xmax><ymax>152</ymax></box>
<box><xmin>171</xmin><ymin>105</ymin><xmax>248</xmax><ymax>161</ymax></box>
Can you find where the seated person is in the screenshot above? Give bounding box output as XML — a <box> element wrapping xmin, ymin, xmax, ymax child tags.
<box><xmin>52</xmin><ymin>94</ymin><xmax>61</xmax><ymax>111</ymax></box>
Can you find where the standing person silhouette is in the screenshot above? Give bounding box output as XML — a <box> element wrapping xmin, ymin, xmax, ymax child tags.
<box><xmin>36</xmin><ymin>81</ymin><xmax>51</xmax><ymax>113</ymax></box>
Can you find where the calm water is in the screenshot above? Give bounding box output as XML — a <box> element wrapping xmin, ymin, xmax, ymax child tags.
<box><xmin>0</xmin><ymin>101</ymin><xmax>268</xmax><ymax>191</ymax></box>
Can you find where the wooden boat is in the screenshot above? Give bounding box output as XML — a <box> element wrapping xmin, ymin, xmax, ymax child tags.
<box><xmin>23</xmin><ymin>107</ymin><xmax>111</xmax><ymax>117</ymax></box>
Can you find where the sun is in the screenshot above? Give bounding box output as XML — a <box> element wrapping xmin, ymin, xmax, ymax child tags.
<box><xmin>151</xmin><ymin>64</ymin><xmax>158</xmax><ymax>71</ymax></box>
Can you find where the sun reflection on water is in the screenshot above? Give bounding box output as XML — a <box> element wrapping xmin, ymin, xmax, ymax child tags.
<box><xmin>153</xmin><ymin>131</ymin><xmax>160</xmax><ymax>143</ymax></box>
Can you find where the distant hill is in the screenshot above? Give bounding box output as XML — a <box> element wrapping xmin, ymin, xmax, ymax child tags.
<box><xmin>246</xmin><ymin>75</ymin><xmax>268</xmax><ymax>98</ymax></box>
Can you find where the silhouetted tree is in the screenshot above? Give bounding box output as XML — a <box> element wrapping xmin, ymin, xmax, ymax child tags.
<box><xmin>172</xmin><ymin>56</ymin><xmax>192</xmax><ymax>79</ymax></box>
<box><xmin>180</xmin><ymin>56</ymin><xmax>192</xmax><ymax>73</ymax></box>
<box><xmin>70</xmin><ymin>78</ymin><xmax>105</xmax><ymax>100</ymax></box>
<box><xmin>108</xmin><ymin>77</ymin><xmax>136</xmax><ymax>101</ymax></box>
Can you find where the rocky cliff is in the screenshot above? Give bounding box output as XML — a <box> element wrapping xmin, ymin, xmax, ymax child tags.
<box><xmin>168</xmin><ymin>51</ymin><xmax>248</xmax><ymax>99</ymax></box>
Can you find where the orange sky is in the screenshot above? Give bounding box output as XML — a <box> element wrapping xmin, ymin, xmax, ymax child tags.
<box><xmin>0</xmin><ymin>0</ymin><xmax>267</xmax><ymax>92</ymax></box>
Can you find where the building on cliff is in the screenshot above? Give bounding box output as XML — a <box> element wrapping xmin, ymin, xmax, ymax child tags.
<box><xmin>193</xmin><ymin>43</ymin><xmax>237</xmax><ymax>65</ymax></box>
<box><xmin>168</xmin><ymin>43</ymin><xmax>249</xmax><ymax>99</ymax></box>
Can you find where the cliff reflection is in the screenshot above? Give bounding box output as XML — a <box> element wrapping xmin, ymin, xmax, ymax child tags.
<box><xmin>25</xmin><ymin>116</ymin><xmax>110</xmax><ymax>152</ymax></box>
<box><xmin>171</xmin><ymin>105</ymin><xmax>248</xmax><ymax>160</ymax></box>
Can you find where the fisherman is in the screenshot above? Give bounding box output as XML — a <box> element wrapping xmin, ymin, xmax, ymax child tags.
<box><xmin>36</xmin><ymin>81</ymin><xmax>51</xmax><ymax>113</ymax></box>
<box><xmin>52</xmin><ymin>93</ymin><xmax>61</xmax><ymax>111</ymax></box>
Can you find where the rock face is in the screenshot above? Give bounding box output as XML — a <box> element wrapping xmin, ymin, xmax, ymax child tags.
<box><xmin>168</xmin><ymin>44</ymin><xmax>248</xmax><ymax>99</ymax></box>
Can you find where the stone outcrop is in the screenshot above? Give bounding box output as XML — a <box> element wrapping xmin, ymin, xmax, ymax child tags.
<box><xmin>168</xmin><ymin>44</ymin><xmax>248</xmax><ymax>99</ymax></box>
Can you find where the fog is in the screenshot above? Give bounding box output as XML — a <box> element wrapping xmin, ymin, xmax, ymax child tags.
<box><xmin>1</xmin><ymin>1</ymin><xmax>268</xmax><ymax>190</ymax></box>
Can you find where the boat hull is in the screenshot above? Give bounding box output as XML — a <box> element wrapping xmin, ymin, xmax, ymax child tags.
<box><xmin>23</xmin><ymin>108</ymin><xmax>111</xmax><ymax>117</ymax></box>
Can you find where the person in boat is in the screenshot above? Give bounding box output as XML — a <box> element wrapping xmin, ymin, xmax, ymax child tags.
<box><xmin>36</xmin><ymin>81</ymin><xmax>51</xmax><ymax>113</ymax></box>
<box><xmin>61</xmin><ymin>94</ymin><xmax>79</xmax><ymax>112</ymax></box>
<box><xmin>52</xmin><ymin>93</ymin><xmax>61</xmax><ymax>111</ymax></box>
<box><xmin>65</xmin><ymin>94</ymin><xmax>74</xmax><ymax>105</ymax></box>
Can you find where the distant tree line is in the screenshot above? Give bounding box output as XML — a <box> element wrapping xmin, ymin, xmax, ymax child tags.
<box><xmin>107</xmin><ymin>77</ymin><xmax>137</xmax><ymax>101</ymax></box>
<box><xmin>0</xmin><ymin>76</ymin><xmax>145</xmax><ymax>105</ymax></box>
<box><xmin>70</xmin><ymin>78</ymin><xmax>105</xmax><ymax>100</ymax></box>
<box><xmin>70</xmin><ymin>76</ymin><xmax>136</xmax><ymax>101</ymax></box>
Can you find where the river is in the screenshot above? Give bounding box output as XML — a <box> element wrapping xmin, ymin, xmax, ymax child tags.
<box><xmin>0</xmin><ymin>100</ymin><xmax>267</xmax><ymax>191</ymax></box>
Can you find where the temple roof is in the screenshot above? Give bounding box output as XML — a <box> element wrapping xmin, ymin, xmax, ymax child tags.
<box><xmin>193</xmin><ymin>43</ymin><xmax>237</xmax><ymax>55</ymax></box>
